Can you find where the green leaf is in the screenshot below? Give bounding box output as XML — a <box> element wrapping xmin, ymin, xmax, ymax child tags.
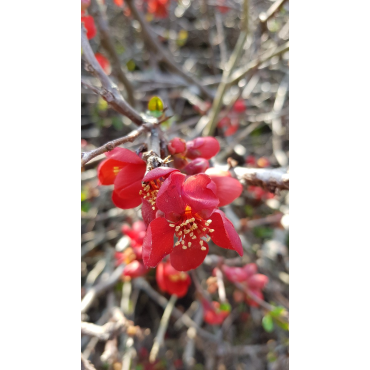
<box><xmin>148</xmin><ymin>96</ymin><xmax>164</xmax><ymax>112</ymax></box>
<box><xmin>262</xmin><ymin>314</ymin><xmax>274</xmax><ymax>332</ymax></box>
<box><xmin>244</xmin><ymin>204</ymin><xmax>254</xmax><ymax>217</ymax></box>
<box><xmin>270</xmin><ymin>306</ymin><xmax>285</xmax><ymax>318</ymax></box>
<box><xmin>127</xmin><ymin>59</ymin><xmax>136</xmax><ymax>71</ymax></box>
<box><xmin>219</xmin><ymin>302</ymin><xmax>231</xmax><ymax>312</ymax></box>
<box><xmin>275</xmin><ymin>320</ymin><xmax>289</xmax><ymax>331</ymax></box>
<box><xmin>253</xmin><ymin>226</ymin><xmax>273</xmax><ymax>239</ymax></box>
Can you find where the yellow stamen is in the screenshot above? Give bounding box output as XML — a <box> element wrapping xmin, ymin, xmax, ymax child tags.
<box><xmin>182</xmin><ymin>246</ymin><xmax>187</xmax><ymax>250</ymax></box>
<box><xmin>201</xmin><ymin>247</ymin><xmax>206</xmax><ymax>251</ymax></box>
<box><xmin>169</xmin><ymin>224</ymin><xmax>175</xmax><ymax>227</ymax></box>
<box><xmin>188</xmin><ymin>242</ymin><xmax>192</xmax><ymax>247</ymax></box>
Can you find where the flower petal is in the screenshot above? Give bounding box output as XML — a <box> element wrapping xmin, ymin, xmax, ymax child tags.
<box><xmin>170</xmin><ymin>239</ymin><xmax>209</xmax><ymax>271</ymax></box>
<box><xmin>114</xmin><ymin>163</ymin><xmax>146</xmax><ymax>192</ymax></box>
<box><xmin>142</xmin><ymin>167</ymin><xmax>179</xmax><ymax>182</ymax></box>
<box><xmin>105</xmin><ymin>147</ymin><xmax>145</xmax><ymax>165</ymax></box>
<box><xmin>98</xmin><ymin>158</ymin><xmax>125</xmax><ymax>185</ymax></box>
<box><xmin>141</xmin><ymin>198</ymin><xmax>157</xmax><ymax>227</ymax></box>
<box><xmin>206</xmin><ymin>175</ymin><xmax>243</xmax><ymax>206</ymax></box>
<box><xmin>112</xmin><ymin>189</ymin><xmax>142</xmax><ymax>209</ymax></box>
<box><xmin>142</xmin><ymin>218</ymin><xmax>175</xmax><ymax>267</ymax></box>
<box><xmin>182</xmin><ymin>174</ymin><xmax>219</xmax><ymax>214</ymax></box>
<box><xmin>155</xmin><ymin>262</ymin><xmax>167</xmax><ymax>292</ymax></box>
<box><xmin>156</xmin><ymin>172</ymin><xmax>186</xmax><ymax>221</ymax></box>
<box><xmin>209</xmin><ymin>210</ymin><xmax>243</xmax><ymax>256</ymax></box>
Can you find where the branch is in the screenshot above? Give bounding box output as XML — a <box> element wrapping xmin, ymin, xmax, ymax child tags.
<box><xmin>149</xmin><ymin>294</ymin><xmax>177</xmax><ymax>363</ymax></box>
<box><xmin>81</xmin><ymin>24</ymin><xmax>143</xmax><ymax>125</ymax></box>
<box><xmin>125</xmin><ymin>0</ymin><xmax>213</xmax><ymax>100</ymax></box>
<box><xmin>229</xmin><ymin>41</ymin><xmax>289</xmax><ymax>85</ymax></box>
<box><xmin>81</xmin><ymin>121</ymin><xmax>158</xmax><ymax>167</ymax></box>
<box><xmin>202</xmin><ymin>0</ymin><xmax>249</xmax><ymax>136</ymax></box>
<box><xmin>81</xmin><ymin>264</ymin><xmax>125</xmax><ymax>313</ymax></box>
<box><xmin>89</xmin><ymin>0</ymin><xmax>136</xmax><ymax>107</ymax></box>
<box><xmin>81</xmin><ymin>308</ymin><xmax>143</xmax><ymax>341</ymax></box>
<box><xmin>229</xmin><ymin>166</ymin><xmax>289</xmax><ymax>191</ymax></box>
<box><xmin>259</xmin><ymin>0</ymin><xmax>289</xmax><ymax>24</ymax></box>
<box><xmin>81</xmin><ymin>353</ymin><xmax>97</xmax><ymax>370</ymax></box>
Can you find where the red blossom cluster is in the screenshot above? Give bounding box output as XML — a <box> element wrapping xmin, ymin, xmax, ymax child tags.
<box><xmin>98</xmin><ymin>136</ymin><xmax>244</xmax><ymax>271</ymax></box>
<box><xmin>222</xmin><ymin>263</ymin><xmax>269</xmax><ymax>307</ymax></box>
<box><xmin>94</xmin><ymin>53</ymin><xmax>111</xmax><ymax>75</ymax></box>
<box><xmin>115</xmin><ymin>221</ymin><xmax>149</xmax><ymax>278</ymax></box>
<box><xmin>217</xmin><ymin>99</ymin><xmax>247</xmax><ymax>137</ymax></box>
<box><xmin>156</xmin><ymin>260</ymin><xmax>191</xmax><ymax>297</ymax></box>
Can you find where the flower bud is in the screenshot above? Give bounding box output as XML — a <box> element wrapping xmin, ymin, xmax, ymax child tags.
<box><xmin>185</xmin><ymin>137</ymin><xmax>220</xmax><ymax>160</ymax></box>
<box><xmin>168</xmin><ymin>137</ymin><xmax>187</xmax><ymax>155</ymax></box>
<box><xmin>233</xmin><ymin>99</ymin><xmax>246</xmax><ymax>113</ymax></box>
<box><xmin>123</xmin><ymin>261</ymin><xmax>148</xmax><ymax>278</ymax></box>
<box><xmin>183</xmin><ymin>158</ymin><xmax>210</xmax><ymax>175</ymax></box>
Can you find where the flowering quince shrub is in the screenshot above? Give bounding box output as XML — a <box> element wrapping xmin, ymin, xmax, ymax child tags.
<box><xmin>222</xmin><ymin>263</ymin><xmax>269</xmax><ymax>307</ymax></box>
<box><xmin>156</xmin><ymin>260</ymin><xmax>191</xmax><ymax>297</ymax></box>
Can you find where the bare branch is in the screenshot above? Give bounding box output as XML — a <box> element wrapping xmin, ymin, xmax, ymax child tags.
<box><xmin>81</xmin><ymin>353</ymin><xmax>97</xmax><ymax>370</ymax></box>
<box><xmin>125</xmin><ymin>0</ymin><xmax>213</xmax><ymax>100</ymax></box>
<box><xmin>81</xmin><ymin>122</ymin><xmax>157</xmax><ymax>167</ymax></box>
<box><xmin>81</xmin><ymin>24</ymin><xmax>143</xmax><ymax>125</ymax></box>
<box><xmin>89</xmin><ymin>0</ymin><xmax>136</xmax><ymax>107</ymax></box>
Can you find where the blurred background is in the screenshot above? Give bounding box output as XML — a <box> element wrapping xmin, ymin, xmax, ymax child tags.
<box><xmin>81</xmin><ymin>0</ymin><xmax>289</xmax><ymax>369</ymax></box>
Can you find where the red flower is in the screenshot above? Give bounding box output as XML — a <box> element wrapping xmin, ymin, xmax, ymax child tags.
<box><xmin>217</xmin><ymin>117</ymin><xmax>230</xmax><ymax>128</ymax></box>
<box><xmin>148</xmin><ymin>0</ymin><xmax>169</xmax><ymax>18</ymax></box>
<box><xmin>205</xmin><ymin>168</ymin><xmax>243</xmax><ymax>206</ymax></box>
<box><xmin>156</xmin><ymin>260</ymin><xmax>191</xmax><ymax>297</ymax></box>
<box><xmin>224</xmin><ymin>121</ymin><xmax>239</xmax><ymax>137</ymax></box>
<box><xmin>98</xmin><ymin>148</ymin><xmax>146</xmax><ymax>209</ymax></box>
<box><xmin>123</xmin><ymin>260</ymin><xmax>148</xmax><ymax>278</ymax></box>
<box><xmin>222</xmin><ymin>263</ymin><xmax>269</xmax><ymax>307</ymax></box>
<box><xmin>233</xmin><ymin>99</ymin><xmax>247</xmax><ymax>113</ymax></box>
<box><xmin>122</xmin><ymin>220</ymin><xmax>146</xmax><ymax>248</ymax></box>
<box><xmin>185</xmin><ymin>137</ymin><xmax>220</xmax><ymax>160</ymax></box>
<box><xmin>168</xmin><ymin>137</ymin><xmax>187</xmax><ymax>155</ymax></box>
<box><xmin>142</xmin><ymin>172</ymin><xmax>243</xmax><ymax>271</ymax></box>
<box><xmin>81</xmin><ymin>15</ymin><xmax>96</xmax><ymax>40</ymax></box>
<box><xmin>114</xmin><ymin>0</ymin><xmax>124</xmax><ymax>6</ymax></box>
<box><xmin>140</xmin><ymin>167</ymin><xmax>180</xmax><ymax>226</ymax></box>
<box><xmin>95</xmin><ymin>53</ymin><xmax>111</xmax><ymax>75</ymax></box>
<box><xmin>245</xmin><ymin>155</ymin><xmax>256</xmax><ymax>166</ymax></box>
<box><xmin>183</xmin><ymin>158</ymin><xmax>210</xmax><ymax>175</ymax></box>
<box><xmin>202</xmin><ymin>300</ymin><xmax>230</xmax><ymax>325</ymax></box>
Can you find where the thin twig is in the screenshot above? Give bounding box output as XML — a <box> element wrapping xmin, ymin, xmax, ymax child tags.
<box><xmin>81</xmin><ymin>24</ymin><xmax>143</xmax><ymax>125</ymax></box>
<box><xmin>81</xmin><ymin>121</ymin><xmax>158</xmax><ymax>167</ymax></box>
<box><xmin>89</xmin><ymin>0</ymin><xmax>136</xmax><ymax>107</ymax></box>
<box><xmin>81</xmin><ymin>264</ymin><xmax>125</xmax><ymax>313</ymax></box>
<box><xmin>81</xmin><ymin>353</ymin><xmax>97</xmax><ymax>370</ymax></box>
<box><xmin>125</xmin><ymin>0</ymin><xmax>213</xmax><ymax>100</ymax></box>
<box><xmin>259</xmin><ymin>0</ymin><xmax>289</xmax><ymax>24</ymax></box>
<box><xmin>203</xmin><ymin>0</ymin><xmax>249</xmax><ymax>136</ymax></box>
<box><xmin>149</xmin><ymin>294</ymin><xmax>177</xmax><ymax>363</ymax></box>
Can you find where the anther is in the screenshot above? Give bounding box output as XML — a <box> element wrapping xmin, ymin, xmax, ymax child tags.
<box><xmin>201</xmin><ymin>247</ymin><xmax>206</xmax><ymax>251</ymax></box>
<box><xmin>169</xmin><ymin>224</ymin><xmax>175</xmax><ymax>227</ymax></box>
<box><xmin>182</xmin><ymin>246</ymin><xmax>187</xmax><ymax>250</ymax></box>
<box><xmin>199</xmin><ymin>240</ymin><xmax>203</xmax><ymax>245</ymax></box>
<box><xmin>175</xmin><ymin>226</ymin><xmax>180</xmax><ymax>231</ymax></box>
<box><xmin>202</xmin><ymin>228</ymin><xmax>207</xmax><ymax>231</ymax></box>
<box><xmin>207</xmin><ymin>220</ymin><xmax>212</xmax><ymax>224</ymax></box>
<box><xmin>188</xmin><ymin>242</ymin><xmax>192</xmax><ymax>247</ymax></box>
<box><xmin>206</xmin><ymin>236</ymin><xmax>210</xmax><ymax>242</ymax></box>
<box><xmin>152</xmin><ymin>207</ymin><xmax>155</xmax><ymax>210</ymax></box>
<box><xmin>175</xmin><ymin>241</ymin><xmax>180</xmax><ymax>246</ymax></box>
<box><xmin>209</xmin><ymin>229</ymin><xmax>214</xmax><ymax>233</ymax></box>
<box><xmin>192</xmin><ymin>236</ymin><xmax>196</xmax><ymax>239</ymax></box>
<box><xmin>190</xmin><ymin>232</ymin><xmax>194</xmax><ymax>237</ymax></box>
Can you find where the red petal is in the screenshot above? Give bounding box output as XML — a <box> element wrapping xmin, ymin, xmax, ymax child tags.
<box><xmin>222</xmin><ymin>265</ymin><xmax>248</xmax><ymax>282</ymax></box>
<box><xmin>142</xmin><ymin>218</ymin><xmax>175</xmax><ymax>267</ymax></box>
<box><xmin>245</xmin><ymin>289</ymin><xmax>263</xmax><ymax>307</ymax></box>
<box><xmin>98</xmin><ymin>158</ymin><xmax>125</xmax><ymax>185</ymax></box>
<box><xmin>155</xmin><ymin>262</ymin><xmax>167</xmax><ymax>291</ymax></box>
<box><xmin>142</xmin><ymin>167</ymin><xmax>179</xmax><ymax>182</ymax></box>
<box><xmin>186</xmin><ymin>137</ymin><xmax>220</xmax><ymax>160</ymax></box>
<box><xmin>114</xmin><ymin>163</ymin><xmax>146</xmax><ymax>192</ymax></box>
<box><xmin>164</xmin><ymin>276</ymin><xmax>191</xmax><ymax>297</ymax></box>
<box><xmin>123</xmin><ymin>261</ymin><xmax>148</xmax><ymax>278</ymax></box>
<box><xmin>156</xmin><ymin>172</ymin><xmax>186</xmax><ymax>221</ymax></box>
<box><xmin>141</xmin><ymin>198</ymin><xmax>157</xmax><ymax>227</ymax></box>
<box><xmin>183</xmin><ymin>158</ymin><xmax>210</xmax><ymax>175</ymax></box>
<box><xmin>182</xmin><ymin>174</ymin><xmax>219</xmax><ymax>214</ymax></box>
<box><xmin>170</xmin><ymin>239</ymin><xmax>209</xmax><ymax>271</ymax></box>
<box><xmin>209</xmin><ymin>210</ymin><xmax>243</xmax><ymax>256</ymax></box>
<box><xmin>105</xmin><ymin>148</ymin><xmax>145</xmax><ymax>165</ymax></box>
<box><xmin>206</xmin><ymin>175</ymin><xmax>243</xmax><ymax>206</ymax></box>
<box><xmin>112</xmin><ymin>189</ymin><xmax>142</xmax><ymax>209</ymax></box>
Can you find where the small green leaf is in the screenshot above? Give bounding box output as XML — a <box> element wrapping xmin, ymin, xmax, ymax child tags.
<box><xmin>219</xmin><ymin>302</ymin><xmax>231</xmax><ymax>312</ymax></box>
<box><xmin>148</xmin><ymin>96</ymin><xmax>164</xmax><ymax>112</ymax></box>
<box><xmin>127</xmin><ymin>59</ymin><xmax>136</xmax><ymax>71</ymax></box>
<box><xmin>270</xmin><ymin>306</ymin><xmax>285</xmax><ymax>318</ymax></box>
<box><xmin>262</xmin><ymin>314</ymin><xmax>274</xmax><ymax>332</ymax></box>
<box><xmin>275</xmin><ymin>320</ymin><xmax>289</xmax><ymax>331</ymax></box>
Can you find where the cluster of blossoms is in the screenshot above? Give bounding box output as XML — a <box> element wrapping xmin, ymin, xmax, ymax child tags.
<box><xmin>222</xmin><ymin>263</ymin><xmax>269</xmax><ymax>307</ymax></box>
<box><xmin>98</xmin><ymin>136</ymin><xmax>244</xmax><ymax>271</ymax></box>
<box><xmin>202</xmin><ymin>299</ymin><xmax>231</xmax><ymax>325</ymax></box>
<box><xmin>115</xmin><ymin>221</ymin><xmax>149</xmax><ymax>279</ymax></box>
<box><xmin>114</xmin><ymin>0</ymin><xmax>169</xmax><ymax>19</ymax></box>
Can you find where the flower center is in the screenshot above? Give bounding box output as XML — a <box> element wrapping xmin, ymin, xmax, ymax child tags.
<box><xmin>169</xmin><ymin>206</ymin><xmax>214</xmax><ymax>251</ymax></box>
<box><xmin>139</xmin><ymin>179</ymin><xmax>163</xmax><ymax>211</ymax></box>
